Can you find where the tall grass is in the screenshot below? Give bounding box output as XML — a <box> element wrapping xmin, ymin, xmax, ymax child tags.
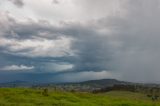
<box><xmin>0</xmin><ymin>88</ymin><xmax>159</xmax><ymax>106</ymax></box>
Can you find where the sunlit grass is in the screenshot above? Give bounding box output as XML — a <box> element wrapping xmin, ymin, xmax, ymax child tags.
<box><xmin>0</xmin><ymin>88</ymin><xmax>159</xmax><ymax>106</ymax></box>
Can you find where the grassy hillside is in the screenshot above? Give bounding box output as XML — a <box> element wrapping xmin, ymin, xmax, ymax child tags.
<box><xmin>0</xmin><ymin>88</ymin><xmax>159</xmax><ymax>106</ymax></box>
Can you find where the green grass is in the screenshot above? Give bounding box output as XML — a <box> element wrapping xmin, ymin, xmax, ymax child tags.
<box><xmin>0</xmin><ymin>88</ymin><xmax>159</xmax><ymax>106</ymax></box>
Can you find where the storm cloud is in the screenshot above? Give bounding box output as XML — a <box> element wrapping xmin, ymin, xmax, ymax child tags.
<box><xmin>8</xmin><ymin>0</ymin><xmax>24</xmax><ymax>8</ymax></box>
<box><xmin>0</xmin><ymin>0</ymin><xmax>160</xmax><ymax>83</ymax></box>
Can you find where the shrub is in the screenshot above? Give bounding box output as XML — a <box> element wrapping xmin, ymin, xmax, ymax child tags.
<box><xmin>42</xmin><ymin>88</ymin><xmax>49</xmax><ymax>96</ymax></box>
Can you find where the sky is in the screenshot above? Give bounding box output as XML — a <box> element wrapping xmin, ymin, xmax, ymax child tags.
<box><xmin>0</xmin><ymin>0</ymin><xmax>160</xmax><ymax>83</ymax></box>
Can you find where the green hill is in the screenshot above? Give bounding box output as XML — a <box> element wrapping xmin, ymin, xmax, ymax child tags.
<box><xmin>0</xmin><ymin>88</ymin><xmax>159</xmax><ymax>106</ymax></box>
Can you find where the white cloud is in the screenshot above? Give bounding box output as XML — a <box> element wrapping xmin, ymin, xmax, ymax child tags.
<box><xmin>0</xmin><ymin>0</ymin><xmax>126</xmax><ymax>23</ymax></box>
<box><xmin>44</xmin><ymin>63</ymin><xmax>73</xmax><ymax>72</ymax></box>
<box><xmin>0</xmin><ymin>36</ymin><xmax>73</xmax><ymax>57</ymax></box>
<box><xmin>0</xmin><ymin>65</ymin><xmax>34</xmax><ymax>71</ymax></box>
<box><xmin>0</xmin><ymin>12</ymin><xmax>74</xmax><ymax>58</ymax></box>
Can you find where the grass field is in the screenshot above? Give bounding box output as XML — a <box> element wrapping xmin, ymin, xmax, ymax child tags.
<box><xmin>0</xmin><ymin>88</ymin><xmax>159</xmax><ymax>106</ymax></box>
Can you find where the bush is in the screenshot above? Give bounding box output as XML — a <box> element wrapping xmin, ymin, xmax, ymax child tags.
<box><xmin>42</xmin><ymin>88</ymin><xmax>49</xmax><ymax>96</ymax></box>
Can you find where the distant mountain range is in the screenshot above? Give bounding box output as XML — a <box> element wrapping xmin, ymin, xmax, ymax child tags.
<box><xmin>0</xmin><ymin>79</ymin><xmax>159</xmax><ymax>92</ymax></box>
<box><xmin>77</xmin><ymin>79</ymin><xmax>130</xmax><ymax>86</ymax></box>
<box><xmin>0</xmin><ymin>80</ymin><xmax>35</xmax><ymax>87</ymax></box>
<box><xmin>0</xmin><ymin>79</ymin><xmax>131</xmax><ymax>88</ymax></box>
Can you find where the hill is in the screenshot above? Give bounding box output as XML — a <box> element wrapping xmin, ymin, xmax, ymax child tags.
<box><xmin>0</xmin><ymin>79</ymin><xmax>128</xmax><ymax>88</ymax></box>
<box><xmin>0</xmin><ymin>79</ymin><xmax>159</xmax><ymax>92</ymax></box>
<box><xmin>76</xmin><ymin>79</ymin><xmax>130</xmax><ymax>87</ymax></box>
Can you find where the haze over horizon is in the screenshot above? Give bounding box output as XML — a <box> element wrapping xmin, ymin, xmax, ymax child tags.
<box><xmin>0</xmin><ymin>0</ymin><xmax>160</xmax><ymax>83</ymax></box>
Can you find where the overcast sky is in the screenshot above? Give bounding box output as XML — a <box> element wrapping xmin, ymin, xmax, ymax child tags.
<box><xmin>0</xmin><ymin>0</ymin><xmax>160</xmax><ymax>83</ymax></box>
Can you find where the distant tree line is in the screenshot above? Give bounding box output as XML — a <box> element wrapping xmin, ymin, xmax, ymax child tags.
<box><xmin>92</xmin><ymin>84</ymin><xmax>160</xmax><ymax>101</ymax></box>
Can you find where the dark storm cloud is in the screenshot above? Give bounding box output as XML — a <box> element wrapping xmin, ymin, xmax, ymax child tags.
<box><xmin>70</xmin><ymin>31</ymin><xmax>113</xmax><ymax>72</ymax></box>
<box><xmin>61</xmin><ymin>0</ymin><xmax>160</xmax><ymax>82</ymax></box>
<box><xmin>1</xmin><ymin>0</ymin><xmax>160</xmax><ymax>82</ymax></box>
<box><xmin>100</xmin><ymin>0</ymin><xmax>160</xmax><ymax>82</ymax></box>
<box><xmin>0</xmin><ymin>12</ymin><xmax>114</xmax><ymax>74</ymax></box>
<box><xmin>8</xmin><ymin>0</ymin><xmax>24</xmax><ymax>8</ymax></box>
<box><xmin>0</xmin><ymin>16</ymin><xmax>58</xmax><ymax>39</ymax></box>
<box><xmin>52</xmin><ymin>0</ymin><xmax>60</xmax><ymax>4</ymax></box>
